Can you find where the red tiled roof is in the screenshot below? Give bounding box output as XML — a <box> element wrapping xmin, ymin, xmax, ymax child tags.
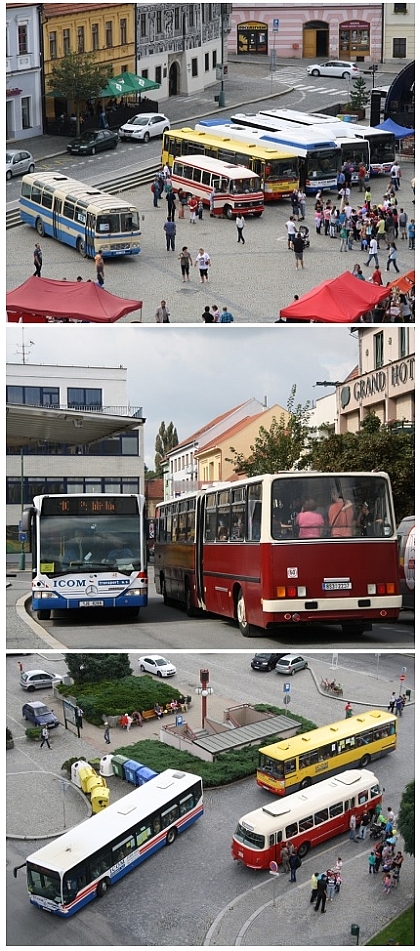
<box><xmin>196</xmin><ymin>414</ymin><xmax>263</xmax><ymax>454</ymax></box>
<box><xmin>174</xmin><ymin>401</ymin><xmax>258</xmax><ymax>451</ymax></box>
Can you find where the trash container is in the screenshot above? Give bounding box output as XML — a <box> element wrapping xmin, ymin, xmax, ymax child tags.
<box><xmin>135</xmin><ymin>765</ymin><xmax>158</xmax><ymax>786</ymax></box>
<box><xmin>85</xmin><ymin>773</ymin><xmax>106</xmax><ymax>797</ymax></box>
<box><xmin>71</xmin><ymin>760</ymin><xmax>88</xmax><ymax>787</ymax></box>
<box><xmin>111</xmin><ymin>754</ymin><xmax>130</xmax><ymax>778</ymax></box>
<box><xmin>79</xmin><ymin>765</ymin><xmax>96</xmax><ymax>793</ymax></box>
<box><xmin>123</xmin><ymin>759</ymin><xmax>143</xmax><ymax>784</ymax></box>
<box><xmin>100</xmin><ymin>754</ymin><xmax>114</xmax><ymax>777</ymax></box>
<box><xmin>405</xmin><ymin>688</ymin><xmax>411</xmax><ymax>701</ymax></box>
<box><xmin>91</xmin><ymin>786</ymin><xmax>110</xmax><ymax>813</ymax></box>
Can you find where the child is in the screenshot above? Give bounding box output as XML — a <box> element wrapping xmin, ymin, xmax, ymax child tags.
<box><xmin>383</xmin><ymin>873</ymin><xmax>392</xmax><ymax>895</ymax></box>
<box><xmin>197</xmin><ymin>199</ymin><xmax>203</xmax><ymax>220</ymax></box>
<box><xmin>368</xmin><ymin>852</ymin><xmax>376</xmax><ymax>874</ymax></box>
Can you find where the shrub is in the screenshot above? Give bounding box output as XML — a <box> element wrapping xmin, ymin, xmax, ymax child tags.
<box><xmin>61</xmin><ymin>755</ymin><xmax>87</xmax><ymax>776</ymax></box>
<box><xmin>56</xmin><ymin>675</ymin><xmax>184</xmax><ymax>726</ymax></box>
<box><xmin>25</xmin><ymin>726</ymin><xmax>42</xmax><ymax>740</ymax></box>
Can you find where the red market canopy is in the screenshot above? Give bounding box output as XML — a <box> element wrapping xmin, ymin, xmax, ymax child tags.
<box><xmin>279</xmin><ymin>272</ymin><xmax>391</xmax><ymax>323</ymax></box>
<box><xmin>6</xmin><ymin>277</ymin><xmax>142</xmax><ymax>323</ymax></box>
<box><xmin>387</xmin><ymin>270</ymin><xmax>415</xmax><ymax>295</ymax></box>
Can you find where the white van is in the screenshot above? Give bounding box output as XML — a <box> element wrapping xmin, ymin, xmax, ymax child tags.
<box><xmin>397</xmin><ymin>516</ymin><xmax>415</xmax><ymax>611</ymax></box>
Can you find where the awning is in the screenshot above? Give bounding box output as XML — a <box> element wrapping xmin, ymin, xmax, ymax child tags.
<box><xmin>387</xmin><ymin>270</ymin><xmax>415</xmax><ymax>294</ymax></box>
<box><xmin>99</xmin><ymin>71</ymin><xmax>160</xmax><ymax>98</ymax></box>
<box><xmin>6</xmin><ymin>277</ymin><xmax>142</xmax><ymax>323</ymax></box>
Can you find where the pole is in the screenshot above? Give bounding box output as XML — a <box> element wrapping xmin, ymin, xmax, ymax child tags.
<box><xmin>219</xmin><ymin>7</ymin><xmax>225</xmax><ymax>107</ymax></box>
<box><xmin>18</xmin><ymin>448</ymin><xmax>25</xmax><ymax>570</ymax></box>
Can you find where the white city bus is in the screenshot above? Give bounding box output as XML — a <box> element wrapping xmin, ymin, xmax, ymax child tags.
<box><xmin>15</xmin><ymin>770</ymin><xmax>203</xmax><ymax>916</ymax></box>
<box><xmin>170</xmin><ymin>154</ymin><xmax>264</xmax><ymax>218</ymax></box>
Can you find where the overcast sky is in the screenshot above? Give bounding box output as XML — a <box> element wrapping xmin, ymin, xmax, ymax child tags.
<box><xmin>6</xmin><ymin>326</ymin><xmax>358</xmax><ymax>469</ymax></box>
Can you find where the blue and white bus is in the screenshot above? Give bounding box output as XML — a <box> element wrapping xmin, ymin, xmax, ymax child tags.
<box><xmin>16</xmin><ymin>770</ymin><xmax>203</xmax><ymax>916</ymax></box>
<box><xmin>20</xmin><ymin>172</ymin><xmax>141</xmax><ymax>258</ymax></box>
<box><xmin>22</xmin><ymin>493</ymin><xmax>148</xmax><ymax>620</ymax></box>
<box><xmin>253</xmin><ymin>109</ymin><xmax>395</xmax><ymax>176</ymax></box>
<box><xmin>198</xmin><ymin>117</ymin><xmax>340</xmax><ymax>192</ymax></box>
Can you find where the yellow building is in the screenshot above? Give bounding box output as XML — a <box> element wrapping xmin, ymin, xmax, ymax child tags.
<box><xmin>42</xmin><ymin>2</ymin><xmax>136</xmax><ymax>119</ymax></box>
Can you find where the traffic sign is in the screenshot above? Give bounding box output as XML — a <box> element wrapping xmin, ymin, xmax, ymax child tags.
<box><xmin>273</xmin><ymin>19</ymin><xmax>279</xmax><ymax>31</ymax></box>
<box><xmin>269</xmin><ymin>860</ymin><xmax>279</xmax><ymax>875</ymax></box>
<box><xmin>284</xmin><ymin>682</ymin><xmax>290</xmax><ymax>692</ymax></box>
<box><xmin>283</xmin><ymin>694</ymin><xmax>291</xmax><ymax>705</ymax></box>
<box><xmin>400</xmin><ymin>674</ymin><xmax>406</xmax><ymax>682</ymax></box>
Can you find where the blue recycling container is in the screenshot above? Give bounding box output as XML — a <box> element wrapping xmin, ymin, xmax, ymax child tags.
<box><xmin>135</xmin><ymin>765</ymin><xmax>158</xmax><ymax>786</ymax></box>
<box><xmin>123</xmin><ymin>759</ymin><xmax>143</xmax><ymax>784</ymax></box>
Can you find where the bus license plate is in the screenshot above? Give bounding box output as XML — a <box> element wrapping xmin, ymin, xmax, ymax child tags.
<box><xmin>322</xmin><ymin>582</ymin><xmax>352</xmax><ymax>591</ymax></box>
<box><xmin>79</xmin><ymin>599</ymin><xmax>104</xmax><ymax>607</ymax></box>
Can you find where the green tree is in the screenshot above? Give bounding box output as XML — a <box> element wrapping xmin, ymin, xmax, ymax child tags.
<box><xmin>47</xmin><ymin>52</ymin><xmax>112</xmax><ymax>135</ymax></box>
<box><xmin>155</xmin><ymin>421</ymin><xmax>179</xmax><ymax>475</ymax></box>
<box><xmin>226</xmin><ymin>386</ymin><xmax>311</xmax><ymax>476</ymax></box>
<box><xmin>349</xmin><ymin>75</ymin><xmax>370</xmax><ymax>111</ymax></box>
<box><xmin>300</xmin><ymin>412</ymin><xmax>414</xmax><ymax>523</ymax></box>
<box><xmin>397</xmin><ymin>779</ymin><xmax>415</xmax><ymax>855</ymax></box>
<box><xmin>64</xmin><ymin>654</ymin><xmax>132</xmax><ymax>684</ymax></box>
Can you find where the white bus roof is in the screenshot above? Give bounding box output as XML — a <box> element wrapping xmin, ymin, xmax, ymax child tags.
<box><xmin>174</xmin><ymin>154</ymin><xmax>260</xmax><ymax>178</ymax></box>
<box><xmin>21</xmin><ymin>172</ymin><xmax>138</xmax><ymax>210</ymax></box>
<box><xmin>26</xmin><ymin>770</ymin><xmax>201</xmax><ymax>874</ymax></box>
<box><xmin>195</xmin><ymin>121</ymin><xmax>338</xmax><ymax>153</ymax></box>
<box><xmin>238</xmin><ymin>769</ymin><xmax>378</xmax><ymax>832</ymax></box>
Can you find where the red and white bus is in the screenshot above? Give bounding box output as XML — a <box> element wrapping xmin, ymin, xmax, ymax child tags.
<box><xmin>170</xmin><ymin>154</ymin><xmax>264</xmax><ymax>218</ymax></box>
<box><xmin>232</xmin><ymin>768</ymin><xmax>382</xmax><ymax>869</ymax></box>
<box><xmin>154</xmin><ymin>472</ymin><xmax>401</xmax><ymax>637</ymax></box>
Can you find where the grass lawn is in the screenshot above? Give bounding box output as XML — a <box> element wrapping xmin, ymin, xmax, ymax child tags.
<box><xmin>366</xmin><ymin>905</ymin><xmax>414</xmax><ymax>945</ymax></box>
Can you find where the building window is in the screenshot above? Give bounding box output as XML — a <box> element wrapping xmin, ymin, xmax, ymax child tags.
<box><xmin>140</xmin><ymin>13</ymin><xmax>147</xmax><ymax>37</ymax></box>
<box><xmin>105</xmin><ymin>21</ymin><xmax>113</xmax><ymax>48</ymax></box>
<box><xmin>63</xmin><ymin>29</ymin><xmax>70</xmax><ymax>55</ymax></box>
<box><xmin>189</xmin><ymin>7</ymin><xmax>194</xmax><ymax>27</ymax></box>
<box><xmin>77</xmin><ymin>26</ymin><xmax>85</xmax><ymax>53</ymax></box>
<box><xmin>67</xmin><ymin>388</ymin><xmax>102</xmax><ymax>410</ymax></box>
<box><xmin>392</xmin><ymin>37</ymin><xmax>407</xmax><ymax>57</ymax></box>
<box><xmin>18</xmin><ymin>24</ymin><xmax>28</xmax><ymax>54</ymax></box>
<box><xmin>156</xmin><ymin>11</ymin><xmax>162</xmax><ymax>33</ymax></box>
<box><xmin>191</xmin><ymin>58</ymin><xmax>198</xmax><ymax>77</ymax></box>
<box><xmin>141</xmin><ymin>68</ymin><xmax>148</xmax><ymax>79</ymax></box>
<box><xmin>49</xmin><ymin>31</ymin><xmax>57</xmax><ymax>59</ymax></box>
<box><xmin>120</xmin><ymin>18</ymin><xmax>127</xmax><ymax>45</ymax></box>
<box><xmin>374</xmin><ymin>332</ymin><xmax>384</xmax><ymax>369</ymax></box>
<box><xmin>21</xmin><ymin>97</ymin><xmax>31</xmax><ymax>129</ymax></box>
<box><xmin>175</xmin><ymin>8</ymin><xmax>180</xmax><ymax>30</ymax></box>
<box><xmin>155</xmin><ymin>65</ymin><xmax>162</xmax><ymax>85</ymax></box>
<box><xmin>7</xmin><ymin>385</ymin><xmax>60</xmax><ymax>406</ymax></box>
<box><xmin>393</xmin><ymin>3</ymin><xmax>407</xmax><ymax>13</ymax></box>
<box><xmin>212</xmin><ymin>49</ymin><xmax>217</xmax><ymax>68</ymax></box>
<box><xmin>92</xmin><ymin>24</ymin><xmax>99</xmax><ymax>51</ymax></box>
<box><xmin>339</xmin><ymin>23</ymin><xmax>370</xmax><ymax>56</ymax></box>
<box><xmin>399</xmin><ymin>328</ymin><xmax>409</xmax><ymax>357</ymax></box>
<box><xmin>205</xmin><ymin>52</ymin><xmax>209</xmax><ymax>71</ymax></box>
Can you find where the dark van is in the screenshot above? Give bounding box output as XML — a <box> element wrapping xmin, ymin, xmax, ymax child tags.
<box><xmin>397</xmin><ymin>516</ymin><xmax>415</xmax><ymax>610</ymax></box>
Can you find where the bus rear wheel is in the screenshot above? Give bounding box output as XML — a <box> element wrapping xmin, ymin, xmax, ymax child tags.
<box><xmin>166</xmin><ymin>827</ymin><xmax>177</xmax><ymax>845</ymax></box>
<box><xmin>360</xmin><ymin>753</ymin><xmax>371</xmax><ymax>769</ymax></box>
<box><xmin>224</xmin><ymin>204</ymin><xmax>234</xmax><ymax>219</ymax></box>
<box><xmin>36</xmin><ymin>218</ymin><xmax>44</xmax><ymax>237</ymax></box>
<box><xmin>185</xmin><ymin>581</ymin><xmax>196</xmax><ymax>617</ymax></box>
<box><xmin>76</xmin><ymin>237</ymin><xmax>86</xmax><ymax>257</ymax></box>
<box><xmin>96</xmin><ymin>878</ymin><xmax>110</xmax><ymax>897</ymax></box>
<box><xmin>37</xmin><ymin>609</ymin><xmax>51</xmax><ymax>620</ymax></box>
<box><xmin>237</xmin><ymin>587</ymin><xmax>252</xmax><ymax>637</ymax></box>
<box><xmin>297</xmin><ymin>842</ymin><xmax>309</xmax><ymax>858</ymax></box>
<box><xmin>300</xmin><ymin>777</ymin><xmax>312</xmax><ymax>790</ymax></box>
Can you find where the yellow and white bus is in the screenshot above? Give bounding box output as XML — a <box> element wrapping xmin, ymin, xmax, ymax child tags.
<box><xmin>20</xmin><ymin>172</ymin><xmax>141</xmax><ymax>258</ymax></box>
<box><xmin>170</xmin><ymin>154</ymin><xmax>264</xmax><ymax>218</ymax></box>
<box><xmin>162</xmin><ymin>127</ymin><xmax>299</xmax><ymax>200</ymax></box>
<box><xmin>257</xmin><ymin>709</ymin><xmax>397</xmax><ymax>795</ymax></box>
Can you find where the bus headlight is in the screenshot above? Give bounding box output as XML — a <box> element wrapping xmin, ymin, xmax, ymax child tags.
<box><xmin>39</xmin><ymin>590</ymin><xmax>59</xmax><ymax>599</ymax></box>
<box><xmin>126</xmin><ymin>587</ymin><xmax>144</xmax><ymax>597</ymax></box>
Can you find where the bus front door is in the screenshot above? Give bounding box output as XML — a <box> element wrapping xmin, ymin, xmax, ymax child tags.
<box><xmin>85</xmin><ymin>213</ymin><xmax>96</xmax><ymax>259</ymax></box>
<box><xmin>196</xmin><ymin>495</ymin><xmax>206</xmax><ymax>610</ymax></box>
<box><xmin>52</xmin><ymin>197</ymin><xmax>62</xmax><ymax>240</ymax></box>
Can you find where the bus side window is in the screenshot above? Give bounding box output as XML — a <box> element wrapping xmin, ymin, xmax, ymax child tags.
<box><xmin>314</xmin><ymin>808</ymin><xmax>328</xmax><ymax>826</ymax></box>
<box><xmin>329</xmin><ymin>802</ymin><xmax>344</xmax><ymax>818</ymax></box>
<box><xmin>269</xmin><ymin>834</ymin><xmax>275</xmax><ymax>846</ymax></box>
<box><xmin>276</xmin><ymin>831</ymin><xmax>283</xmax><ymax>843</ymax></box>
<box><xmin>32</xmin><ymin>185</ymin><xmax>42</xmax><ymax>204</ymax></box>
<box><xmin>299</xmin><ymin>815</ymin><xmax>313</xmax><ymax>832</ymax></box>
<box><xmin>284</xmin><ymin>758</ymin><xmax>296</xmax><ymax>775</ymax></box>
<box><xmin>285</xmin><ymin>822</ymin><xmax>298</xmax><ymax>839</ymax></box>
<box><xmin>358</xmin><ymin>791</ymin><xmax>368</xmax><ymax>805</ymax></box>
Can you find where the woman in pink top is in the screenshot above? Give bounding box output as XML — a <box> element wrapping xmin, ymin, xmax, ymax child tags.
<box><xmin>296</xmin><ymin>499</ymin><xmax>325</xmax><ymax>538</ymax></box>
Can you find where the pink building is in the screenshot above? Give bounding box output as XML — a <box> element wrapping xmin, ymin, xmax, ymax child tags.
<box><xmin>228</xmin><ymin>5</ymin><xmax>382</xmax><ymax>64</ymax></box>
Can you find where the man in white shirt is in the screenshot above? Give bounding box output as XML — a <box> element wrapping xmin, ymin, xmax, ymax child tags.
<box><xmin>286</xmin><ymin>216</ymin><xmax>297</xmax><ymax>249</ymax></box>
<box><xmin>365</xmin><ymin>236</ymin><xmax>379</xmax><ymax>268</ymax></box>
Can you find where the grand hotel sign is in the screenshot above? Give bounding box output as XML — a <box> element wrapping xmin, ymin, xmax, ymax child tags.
<box><xmin>340</xmin><ymin>357</ymin><xmax>415</xmax><ymax>409</ymax></box>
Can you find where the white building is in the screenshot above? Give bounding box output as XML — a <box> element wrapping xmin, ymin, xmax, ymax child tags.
<box><xmin>337</xmin><ymin>326</ymin><xmax>415</xmax><ymax>432</ymax></box>
<box><xmin>6</xmin><ymin>3</ymin><xmax>43</xmax><ymax>139</ymax></box>
<box><xmin>6</xmin><ymin>362</ymin><xmax>145</xmax><ymax>539</ymax></box>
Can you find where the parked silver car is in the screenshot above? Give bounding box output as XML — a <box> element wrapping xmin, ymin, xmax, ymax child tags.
<box><xmin>6</xmin><ymin>149</ymin><xmax>35</xmax><ymax>180</ymax></box>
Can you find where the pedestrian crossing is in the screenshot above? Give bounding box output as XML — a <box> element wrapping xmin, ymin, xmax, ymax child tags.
<box><xmin>266</xmin><ymin>66</ymin><xmax>350</xmax><ymax>96</ymax></box>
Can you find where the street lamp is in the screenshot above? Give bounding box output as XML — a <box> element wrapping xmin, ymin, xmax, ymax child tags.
<box><xmin>195</xmin><ymin>668</ymin><xmax>214</xmax><ymax>728</ymax></box>
<box><xmin>218</xmin><ymin>4</ymin><xmax>230</xmax><ymax>107</ymax></box>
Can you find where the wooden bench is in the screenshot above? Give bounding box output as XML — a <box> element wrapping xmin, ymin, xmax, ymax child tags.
<box><xmin>141</xmin><ymin>709</ymin><xmax>157</xmax><ymax>721</ymax></box>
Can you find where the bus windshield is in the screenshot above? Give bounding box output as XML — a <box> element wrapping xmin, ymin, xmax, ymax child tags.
<box><xmin>266</xmin><ymin>159</ymin><xmax>298</xmax><ymax>181</ymax></box>
<box><xmin>39</xmin><ymin>515</ymin><xmax>141</xmax><ymax>574</ymax></box>
<box><xmin>27</xmin><ymin>865</ymin><xmax>61</xmax><ymax>903</ymax></box>
<box><xmin>306</xmin><ymin>148</ymin><xmax>338</xmax><ymax>180</ymax></box>
<box><xmin>369</xmin><ymin>135</ymin><xmax>395</xmax><ymax>165</ymax></box>
<box><xmin>229</xmin><ymin>176</ymin><xmax>261</xmax><ymax>193</ymax></box>
<box><xmin>96</xmin><ymin>210</ymin><xmax>139</xmax><ymax>234</ymax></box>
<box><xmin>271</xmin><ymin>475</ymin><xmax>393</xmax><ymax>540</ymax></box>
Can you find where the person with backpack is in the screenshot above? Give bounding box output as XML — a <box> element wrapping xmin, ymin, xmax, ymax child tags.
<box><xmin>289</xmin><ymin>850</ymin><xmax>301</xmax><ymax>882</ymax></box>
<box><xmin>40</xmin><ymin>726</ymin><xmax>51</xmax><ymax>749</ymax></box>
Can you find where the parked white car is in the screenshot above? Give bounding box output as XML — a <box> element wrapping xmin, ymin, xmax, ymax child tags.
<box><xmin>307</xmin><ymin>61</ymin><xmax>360</xmax><ymax>79</ymax></box>
<box><xmin>138</xmin><ymin>654</ymin><xmax>176</xmax><ymax>677</ymax></box>
<box><xmin>6</xmin><ymin>149</ymin><xmax>35</xmax><ymax>180</ymax></box>
<box><xmin>118</xmin><ymin>113</ymin><xmax>170</xmax><ymax>142</ymax></box>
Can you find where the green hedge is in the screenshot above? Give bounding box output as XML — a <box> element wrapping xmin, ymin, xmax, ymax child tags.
<box><xmin>56</xmin><ymin>675</ymin><xmax>185</xmax><ymax>726</ymax></box>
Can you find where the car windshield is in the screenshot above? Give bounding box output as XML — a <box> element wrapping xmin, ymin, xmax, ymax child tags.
<box><xmin>156</xmin><ymin>658</ymin><xmax>169</xmax><ymax>666</ymax></box>
<box><xmin>74</xmin><ymin>133</ymin><xmax>94</xmax><ymax>142</ymax></box>
<box><xmin>6</xmin><ymin>152</ymin><xmax>15</xmax><ymax>162</ymax></box>
<box><xmin>131</xmin><ymin>116</ymin><xmax>149</xmax><ymax>126</ymax></box>
<box><xmin>33</xmin><ymin>705</ymin><xmax>50</xmax><ymax>715</ymax></box>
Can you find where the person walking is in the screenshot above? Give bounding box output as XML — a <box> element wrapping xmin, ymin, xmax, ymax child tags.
<box><xmin>358</xmin><ymin>163</ymin><xmax>367</xmax><ymax>192</ymax></box>
<box><xmin>395</xmin><ymin>695</ymin><xmax>404</xmax><ymax>716</ymax></box>
<box><xmin>370</xmin><ymin>264</ymin><xmax>383</xmax><ymax>286</ymax></box>
<box><xmin>201</xmin><ymin>306</ymin><xmax>214</xmax><ymax>323</ymax></box>
<box><xmin>155</xmin><ymin>300</ymin><xmax>170</xmax><ymax>323</ymax></box>
<box><xmin>178</xmin><ymin>246</ymin><xmax>193</xmax><ymax>281</ymax></box>
<box><xmin>151</xmin><ymin>178</ymin><xmax>160</xmax><ymax>208</ymax></box>
<box><xmin>293</xmin><ymin>232</ymin><xmax>305</xmax><ymax>269</ymax></box>
<box><xmin>40</xmin><ymin>726</ymin><xmax>51</xmax><ymax>749</ymax></box>
<box><xmin>166</xmin><ymin>187</ymin><xmax>176</xmax><ymax>222</ymax></box>
<box><xmin>298</xmin><ymin>189</ymin><xmax>306</xmax><ymax>220</ymax></box>
<box><xmin>386</xmin><ymin>242</ymin><xmax>400</xmax><ymax>273</ymax></box>
<box><xmin>399</xmin><ymin>208</ymin><xmax>408</xmax><ymax>240</ymax></box>
<box><xmin>310</xmin><ymin>872</ymin><xmax>319</xmax><ymax>903</ymax></box>
<box><xmin>236</xmin><ymin>214</ymin><xmax>245</xmax><ymax>243</ymax></box>
<box><xmin>314</xmin><ymin>874</ymin><xmax>327</xmax><ymax>912</ymax></box>
<box><xmin>94</xmin><ymin>249</ymin><xmax>105</xmax><ymax>286</ymax></box>
<box><xmin>388</xmin><ymin>692</ymin><xmax>396</xmax><ymax>713</ymax></box>
<box><xmin>286</xmin><ymin>215</ymin><xmax>297</xmax><ymax>248</ymax></box>
<box><xmin>345</xmin><ymin>701</ymin><xmax>353</xmax><ymax>718</ymax></box>
<box><xmin>33</xmin><ymin>243</ymin><xmax>43</xmax><ymax>277</ymax></box>
<box><xmin>289</xmin><ymin>851</ymin><xmax>300</xmax><ymax>883</ymax></box>
<box><xmin>358</xmin><ymin>809</ymin><xmax>370</xmax><ymax>840</ymax></box>
<box><xmin>103</xmin><ymin>722</ymin><xmax>111</xmax><ymax>744</ymax></box>
<box><xmin>390</xmin><ymin>162</ymin><xmax>401</xmax><ymax>191</ymax></box>
<box><xmin>349</xmin><ymin>813</ymin><xmax>357</xmax><ymax>840</ymax></box>
<box><xmin>189</xmin><ymin>195</ymin><xmax>198</xmax><ymax>224</ymax></box>
<box><xmin>365</xmin><ymin>236</ymin><xmax>379</xmax><ymax>268</ymax></box>
<box><xmin>177</xmin><ymin>188</ymin><xmax>187</xmax><ymax>218</ymax></box>
<box><xmin>164</xmin><ymin>217</ymin><xmax>176</xmax><ymax>251</ymax></box>
<box><xmin>195</xmin><ymin>248</ymin><xmax>211</xmax><ymax>283</ymax></box>
<box><xmin>364</xmin><ymin>186</ymin><xmax>372</xmax><ymax>211</ymax></box>
<box><xmin>219</xmin><ymin>306</ymin><xmax>234</xmax><ymax>322</ymax></box>
<box><xmin>407</xmin><ymin>219</ymin><xmax>415</xmax><ymax>249</ymax></box>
